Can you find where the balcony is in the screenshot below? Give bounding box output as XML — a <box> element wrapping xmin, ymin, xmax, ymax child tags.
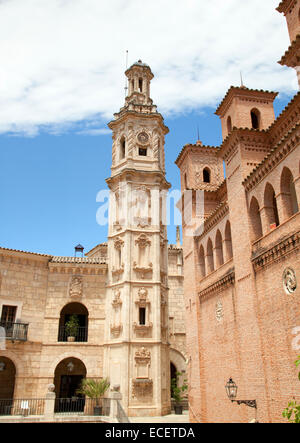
<box><xmin>57</xmin><ymin>326</ymin><xmax>88</xmax><ymax>343</ymax></box>
<box><xmin>0</xmin><ymin>322</ymin><xmax>29</xmax><ymax>342</ymax></box>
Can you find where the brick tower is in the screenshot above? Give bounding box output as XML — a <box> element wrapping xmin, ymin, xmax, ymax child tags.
<box><xmin>103</xmin><ymin>60</ymin><xmax>171</xmax><ymax>416</ymax></box>
<box><xmin>277</xmin><ymin>0</ymin><xmax>300</xmax><ymax>87</ymax></box>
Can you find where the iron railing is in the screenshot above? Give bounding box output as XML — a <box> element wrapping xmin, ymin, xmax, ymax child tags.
<box><xmin>0</xmin><ymin>322</ymin><xmax>29</xmax><ymax>341</ymax></box>
<box><xmin>54</xmin><ymin>397</ymin><xmax>111</xmax><ymax>415</ymax></box>
<box><xmin>0</xmin><ymin>398</ymin><xmax>45</xmax><ymax>416</ymax></box>
<box><xmin>57</xmin><ymin>326</ymin><xmax>88</xmax><ymax>342</ymax></box>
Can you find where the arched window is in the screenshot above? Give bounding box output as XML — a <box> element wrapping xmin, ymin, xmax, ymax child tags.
<box><xmin>224</xmin><ymin>221</ymin><xmax>233</xmax><ymax>260</ymax></box>
<box><xmin>251</xmin><ymin>108</ymin><xmax>260</xmax><ymax>130</ymax></box>
<box><xmin>54</xmin><ymin>358</ymin><xmax>87</xmax><ymax>413</ymax></box>
<box><xmin>203</xmin><ymin>167</ymin><xmax>211</xmax><ymax>184</ymax></box>
<box><xmin>280</xmin><ymin>167</ymin><xmax>299</xmax><ymax>220</ymax></box>
<box><xmin>206</xmin><ymin>238</ymin><xmax>214</xmax><ymax>274</ymax></box>
<box><xmin>227</xmin><ymin>116</ymin><xmax>232</xmax><ymax>134</ymax></box>
<box><xmin>249</xmin><ymin>197</ymin><xmax>263</xmax><ymax>241</ymax></box>
<box><xmin>264</xmin><ymin>183</ymin><xmax>280</xmax><ymax>230</ymax></box>
<box><xmin>215</xmin><ymin>230</ymin><xmax>224</xmax><ymax>268</ymax></box>
<box><xmin>198</xmin><ymin>244</ymin><xmax>206</xmax><ymax>278</ymax></box>
<box><xmin>138</xmin><ymin>78</ymin><xmax>143</xmax><ymax>93</ymax></box>
<box><xmin>58</xmin><ymin>303</ymin><xmax>89</xmax><ymax>342</ymax></box>
<box><xmin>120</xmin><ymin>136</ymin><xmax>126</xmax><ymax>160</ymax></box>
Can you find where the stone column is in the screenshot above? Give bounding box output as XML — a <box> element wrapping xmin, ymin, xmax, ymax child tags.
<box><xmin>259</xmin><ymin>206</ymin><xmax>272</xmax><ymax>236</ymax></box>
<box><xmin>276</xmin><ymin>192</ymin><xmax>291</xmax><ymax>223</ymax></box>
<box><xmin>294</xmin><ymin>176</ymin><xmax>300</xmax><ymax>208</ymax></box>
<box><xmin>109</xmin><ymin>386</ymin><xmax>123</xmax><ymax>422</ymax></box>
<box><xmin>44</xmin><ymin>384</ymin><xmax>56</xmax><ymax>421</ymax></box>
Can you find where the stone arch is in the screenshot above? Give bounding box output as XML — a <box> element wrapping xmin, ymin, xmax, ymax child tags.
<box><xmin>215</xmin><ymin>229</ymin><xmax>224</xmax><ymax>268</ymax></box>
<box><xmin>249</xmin><ymin>196</ymin><xmax>263</xmax><ymax>241</ymax></box>
<box><xmin>58</xmin><ymin>302</ymin><xmax>89</xmax><ymax>342</ymax></box>
<box><xmin>280</xmin><ymin>167</ymin><xmax>299</xmax><ymax>220</ymax></box>
<box><xmin>170</xmin><ymin>348</ymin><xmax>187</xmax><ymax>375</ymax></box>
<box><xmin>251</xmin><ymin>108</ymin><xmax>261</xmax><ymax>129</ymax></box>
<box><xmin>0</xmin><ymin>357</ymin><xmax>16</xmax><ymax>402</ymax></box>
<box><xmin>198</xmin><ymin>244</ymin><xmax>205</xmax><ymax>278</ymax></box>
<box><xmin>224</xmin><ymin>220</ymin><xmax>233</xmax><ymax>261</ymax></box>
<box><xmin>264</xmin><ymin>182</ymin><xmax>280</xmax><ymax>229</ymax></box>
<box><xmin>53</xmin><ymin>357</ymin><xmax>87</xmax><ymax>412</ymax></box>
<box><xmin>206</xmin><ymin>238</ymin><xmax>214</xmax><ymax>274</ymax></box>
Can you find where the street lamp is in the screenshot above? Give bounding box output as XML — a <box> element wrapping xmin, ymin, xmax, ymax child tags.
<box><xmin>225</xmin><ymin>378</ymin><xmax>257</xmax><ymax>409</ymax></box>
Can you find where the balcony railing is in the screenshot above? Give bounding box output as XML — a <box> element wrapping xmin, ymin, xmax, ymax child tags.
<box><xmin>57</xmin><ymin>326</ymin><xmax>88</xmax><ymax>342</ymax></box>
<box><xmin>0</xmin><ymin>321</ymin><xmax>29</xmax><ymax>341</ymax></box>
<box><xmin>0</xmin><ymin>398</ymin><xmax>45</xmax><ymax>416</ymax></box>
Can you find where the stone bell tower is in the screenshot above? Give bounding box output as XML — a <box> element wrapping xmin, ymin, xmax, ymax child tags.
<box><xmin>103</xmin><ymin>60</ymin><xmax>171</xmax><ymax>417</ymax></box>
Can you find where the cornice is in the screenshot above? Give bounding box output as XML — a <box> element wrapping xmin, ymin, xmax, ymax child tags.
<box><xmin>195</xmin><ymin>200</ymin><xmax>229</xmax><ymax>240</ymax></box>
<box><xmin>279</xmin><ymin>34</ymin><xmax>300</xmax><ymax>67</ymax></box>
<box><xmin>276</xmin><ymin>0</ymin><xmax>297</xmax><ymax>14</ymax></box>
<box><xmin>108</xmin><ymin>110</ymin><xmax>169</xmax><ymax>135</ymax></box>
<box><xmin>198</xmin><ymin>270</ymin><xmax>235</xmax><ymax>300</ymax></box>
<box><xmin>243</xmin><ymin>123</ymin><xmax>300</xmax><ymax>192</ymax></box>
<box><xmin>252</xmin><ymin>230</ymin><xmax>300</xmax><ymax>271</ymax></box>
<box><xmin>175</xmin><ymin>143</ymin><xmax>219</xmax><ymax>168</ymax></box>
<box><xmin>215</xmin><ymin>86</ymin><xmax>278</xmax><ymax>117</ymax></box>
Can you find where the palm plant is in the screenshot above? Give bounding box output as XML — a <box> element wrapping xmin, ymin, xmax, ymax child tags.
<box><xmin>77</xmin><ymin>378</ymin><xmax>110</xmax><ymax>407</ymax></box>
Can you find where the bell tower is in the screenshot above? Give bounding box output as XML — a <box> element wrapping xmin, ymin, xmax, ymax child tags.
<box><xmin>104</xmin><ymin>60</ymin><xmax>171</xmax><ymax>417</ymax></box>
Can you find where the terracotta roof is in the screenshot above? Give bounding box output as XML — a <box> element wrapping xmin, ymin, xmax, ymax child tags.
<box><xmin>0</xmin><ymin>246</ymin><xmax>51</xmax><ymax>258</ymax></box>
<box><xmin>242</xmin><ymin>122</ymin><xmax>300</xmax><ymax>188</ymax></box>
<box><xmin>50</xmin><ymin>256</ymin><xmax>107</xmax><ymax>265</ymax></box>
<box><xmin>85</xmin><ymin>243</ymin><xmax>108</xmax><ymax>256</ymax></box>
<box><xmin>215</xmin><ymin>86</ymin><xmax>278</xmax><ymax>117</ymax></box>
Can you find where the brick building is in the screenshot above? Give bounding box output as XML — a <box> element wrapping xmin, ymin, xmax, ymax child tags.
<box><xmin>176</xmin><ymin>0</ymin><xmax>300</xmax><ymax>423</ymax></box>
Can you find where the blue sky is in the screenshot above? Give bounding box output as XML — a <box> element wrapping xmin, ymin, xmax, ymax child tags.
<box><xmin>0</xmin><ymin>0</ymin><xmax>296</xmax><ymax>255</ymax></box>
<box><xmin>0</xmin><ymin>95</ymin><xmax>293</xmax><ymax>256</ymax></box>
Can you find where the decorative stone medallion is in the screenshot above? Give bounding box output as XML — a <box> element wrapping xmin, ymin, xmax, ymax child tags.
<box><xmin>215</xmin><ymin>301</ymin><xmax>223</xmax><ymax>322</ymax></box>
<box><xmin>69</xmin><ymin>275</ymin><xmax>83</xmax><ymax>298</ymax></box>
<box><xmin>137</xmin><ymin>132</ymin><xmax>149</xmax><ymax>145</ymax></box>
<box><xmin>283</xmin><ymin>268</ymin><xmax>297</xmax><ymax>294</ymax></box>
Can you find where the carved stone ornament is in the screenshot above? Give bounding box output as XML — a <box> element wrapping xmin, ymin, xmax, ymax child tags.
<box><xmin>215</xmin><ymin>301</ymin><xmax>223</xmax><ymax>322</ymax></box>
<box><xmin>112</xmin><ymin>290</ymin><xmax>122</xmax><ymax>308</ymax></box>
<box><xmin>283</xmin><ymin>268</ymin><xmax>297</xmax><ymax>294</ymax></box>
<box><xmin>135</xmin><ymin>234</ymin><xmax>151</xmax><ymax>248</ymax></box>
<box><xmin>137</xmin><ymin>131</ymin><xmax>149</xmax><ymax>145</ymax></box>
<box><xmin>114</xmin><ymin>237</ymin><xmax>124</xmax><ymax>250</ymax></box>
<box><xmin>135</xmin><ymin>347</ymin><xmax>151</xmax><ymax>364</ymax></box>
<box><xmin>69</xmin><ymin>276</ymin><xmax>83</xmax><ymax>298</ymax></box>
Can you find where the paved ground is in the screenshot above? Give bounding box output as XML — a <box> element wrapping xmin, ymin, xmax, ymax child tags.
<box><xmin>129</xmin><ymin>411</ymin><xmax>190</xmax><ymax>423</ymax></box>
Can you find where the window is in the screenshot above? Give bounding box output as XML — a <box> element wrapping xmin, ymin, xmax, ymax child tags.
<box><xmin>249</xmin><ymin>197</ymin><xmax>263</xmax><ymax>241</ymax></box>
<box><xmin>120</xmin><ymin>137</ymin><xmax>126</xmax><ymax>160</ymax></box>
<box><xmin>251</xmin><ymin>109</ymin><xmax>260</xmax><ymax>129</ymax></box>
<box><xmin>1</xmin><ymin>306</ymin><xmax>17</xmax><ymax>325</ymax></box>
<box><xmin>139</xmin><ymin>148</ymin><xmax>147</xmax><ymax>156</ymax></box>
<box><xmin>138</xmin><ymin>78</ymin><xmax>143</xmax><ymax>93</ymax></box>
<box><xmin>203</xmin><ymin>168</ymin><xmax>211</xmax><ymax>183</ymax></box>
<box><xmin>227</xmin><ymin>116</ymin><xmax>232</xmax><ymax>134</ymax></box>
<box><xmin>139</xmin><ymin>308</ymin><xmax>146</xmax><ymax>325</ymax></box>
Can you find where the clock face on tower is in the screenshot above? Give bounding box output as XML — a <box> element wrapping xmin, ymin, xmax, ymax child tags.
<box><xmin>137</xmin><ymin>132</ymin><xmax>149</xmax><ymax>145</ymax></box>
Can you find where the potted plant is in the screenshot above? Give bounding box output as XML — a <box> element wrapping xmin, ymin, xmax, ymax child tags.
<box><xmin>171</xmin><ymin>371</ymin><xmax>188</xmax><ymax>415</ymax></box>
<box><xmin>77</xmin><ymin>378</ymin><xmax>110</xmax><ymax>416</ymax></box>
<box><xmin>65</xmin><ymin>314</ymin><xmax>80</xmax><ymax>342</ymax></box>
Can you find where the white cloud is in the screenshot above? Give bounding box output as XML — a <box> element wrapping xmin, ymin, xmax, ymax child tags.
<box><xmin>0</xmin><ymin>0</ymin><xmax>295</xmax><ymax>135</ymax></box>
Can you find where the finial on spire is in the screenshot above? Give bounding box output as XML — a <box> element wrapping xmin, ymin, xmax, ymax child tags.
<box><xmin>240</xmin><ymin>71</ymin><xmax>246</xmax><ymax>89</ymax></box>
<box><xmin>124</xmin><ymin>50</ymin><xmax>129</xmax><ymax>97</ymax></box>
